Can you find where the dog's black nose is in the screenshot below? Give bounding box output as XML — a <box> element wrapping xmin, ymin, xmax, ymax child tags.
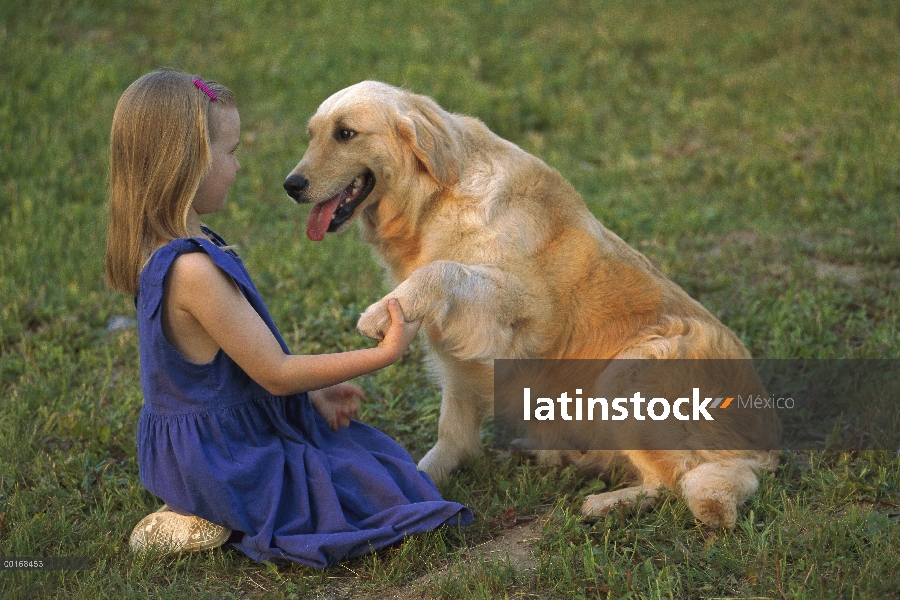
<box><xmin>283</xmin><ymin>174</ymin><xmax>309</xmax><ymax>201</ymax></box>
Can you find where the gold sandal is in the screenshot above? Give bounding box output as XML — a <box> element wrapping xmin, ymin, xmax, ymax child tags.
<box><xmin>129</xmin><ymin>504</ymin><xmax>231</xmax><ymax>554</ymax></box>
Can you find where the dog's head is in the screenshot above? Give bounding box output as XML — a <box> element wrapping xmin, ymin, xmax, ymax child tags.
<box><xmin>284</xmin><ymin>81</ymin><xmax>461</xmax><ymax>241</ymax></box>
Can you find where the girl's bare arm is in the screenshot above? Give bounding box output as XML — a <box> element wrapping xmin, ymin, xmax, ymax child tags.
<box><xmin>163</xmin><ymin>251</ymin><xmax>420</xmax><ymax>396</ymax></box>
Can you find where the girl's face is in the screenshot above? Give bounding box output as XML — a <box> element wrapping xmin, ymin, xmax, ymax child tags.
<box><xmin>192</xmin><ymin>105</ymin><xmax>241</xmax><ymax>218</ymax></box>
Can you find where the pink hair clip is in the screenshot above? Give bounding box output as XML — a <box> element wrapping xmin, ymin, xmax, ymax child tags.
<box><xmin>193</xmin><ymin>78</ymin><xmax>217</xmax><ymax>101</ymax></box>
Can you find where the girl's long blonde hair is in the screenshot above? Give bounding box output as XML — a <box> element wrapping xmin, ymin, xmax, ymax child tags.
<box><xmin>105</xmin><ymin>71</ymin><xmax>234</xmax><ymax>296</ymax></box>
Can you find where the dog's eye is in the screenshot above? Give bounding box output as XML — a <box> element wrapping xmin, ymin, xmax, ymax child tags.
<box><xmin>335</xmin><ymin>128</ymin><xmax>357</xmax><ymax>142</ymax></box>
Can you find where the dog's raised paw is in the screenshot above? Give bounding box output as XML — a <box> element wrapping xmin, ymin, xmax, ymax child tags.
<box><xmin>357</xmin><ymin>301</ymin><xmax>391</xmax><ymax>340</ymax></box>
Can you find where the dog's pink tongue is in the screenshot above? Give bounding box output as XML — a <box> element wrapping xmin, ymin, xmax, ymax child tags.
<box><xmin>306</xmin><ymin>195</ymin><xmax>343</xmax><ymax>241</ymax></box>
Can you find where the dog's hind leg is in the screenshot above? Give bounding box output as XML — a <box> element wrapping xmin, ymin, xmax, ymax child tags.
<box><xmin>583</xmin><ymin>455</ymin><xmax>764</xmax><ymax>528</ymax></box>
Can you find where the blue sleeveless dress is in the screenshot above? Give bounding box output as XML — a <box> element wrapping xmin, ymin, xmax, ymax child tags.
<box><xmin>135</xmin><ymin>231</ymin><xmax>472</xmax><ymax>567</ymax></box>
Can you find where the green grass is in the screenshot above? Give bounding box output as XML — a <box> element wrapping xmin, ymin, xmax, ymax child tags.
<box><xmin>1</xmin><ymin>0</ymin><xmax>899</xmax><ymax>597</ymax></box>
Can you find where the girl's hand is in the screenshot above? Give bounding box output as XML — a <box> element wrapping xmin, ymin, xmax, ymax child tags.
<box><xmin>378</xmin><ymin>299</ymin><xmax>422</xmax><ymax>362</ymax></box>
<box><xmin>309</xmin><ymin>382</ymin><xmax>363</xmax><ymax>431</ymax></box>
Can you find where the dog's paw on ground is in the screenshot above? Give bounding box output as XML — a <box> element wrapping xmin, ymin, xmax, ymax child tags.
<box><xmin>582</xmin><ymin>486</ymin><xmax>659</xmax><ymax>519</ymax></box>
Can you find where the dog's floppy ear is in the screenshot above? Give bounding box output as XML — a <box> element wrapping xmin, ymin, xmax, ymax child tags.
<box><xmin>397</xmin><ymin>96</ymin><xmax>461</xmax><ymax>188</ymax></box>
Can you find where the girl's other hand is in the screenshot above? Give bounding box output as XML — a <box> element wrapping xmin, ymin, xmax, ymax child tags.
<box><xmin>378</xmin><ymin>299</ymin><xmax>421</xmax><ymax>362</ymax></box>
<box><xmin>309</xmin><ymin>383</ymin><xmax>363</xmax><ymax>431</ymax></box>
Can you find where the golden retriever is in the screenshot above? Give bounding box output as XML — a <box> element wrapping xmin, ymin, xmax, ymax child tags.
<box><xmin>284</xmin><ymin>81</ymin><xmax>780</xmax><ymax>528</ymax></box>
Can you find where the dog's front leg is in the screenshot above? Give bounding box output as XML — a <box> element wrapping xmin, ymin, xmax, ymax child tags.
<box><xmin>358</xmin><ymin>261</ymin><xmax>527</xmax><ymax>480</ymax></box>
<box><xmin>417</xmin><ymin>354</ymin><xmax>494</xmax><ymax>481</ymax></box>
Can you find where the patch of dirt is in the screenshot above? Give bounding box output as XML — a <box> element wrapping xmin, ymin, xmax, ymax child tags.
<box><xmin>406</xmin><ymin>518</ymin><xmax>543</xmax><ymax>596</ymax></box>
<box><xmin>808</xmin><ymin>258</ymin><xmax>868</xmax><ymax>287</ymax></box>
<box><xmin>319</xmin><ymin>519</ymin><xmax>544</xmax><ymax>600</ymax></box>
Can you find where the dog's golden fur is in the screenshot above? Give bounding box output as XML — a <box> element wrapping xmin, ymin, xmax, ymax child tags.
<box><xmin>285</xmin><ymin>81</ymin><xmax>780</xmax><ymax>528</ymax></box>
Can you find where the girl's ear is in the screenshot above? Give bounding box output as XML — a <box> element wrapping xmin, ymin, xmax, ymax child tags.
<box><xmin>396</xmin><ymin>97</ymin><xmax>460</xmax><ymax>188</ymax></box>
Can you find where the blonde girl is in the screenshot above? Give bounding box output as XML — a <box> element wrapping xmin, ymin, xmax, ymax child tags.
<box><xmin>106</xmin><ymin>71</ymin><xmax>471</xmax><ymax>566</ymax></box>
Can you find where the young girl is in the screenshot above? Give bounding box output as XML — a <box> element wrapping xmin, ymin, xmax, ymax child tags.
<box><xmin>105</xmin><ymin>71</ymin><xmax>472</xmax><ymax>567</ymax></box>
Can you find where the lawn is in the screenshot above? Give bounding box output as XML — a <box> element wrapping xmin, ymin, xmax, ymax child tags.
<box><xmin>1</xmin><ymin>0</ymin><xmax>899</xmax><ymax>598</ymax></box>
